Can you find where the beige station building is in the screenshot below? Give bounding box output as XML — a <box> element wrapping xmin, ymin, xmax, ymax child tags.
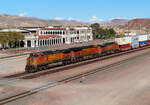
<box><xmin>24</xmin><ymin>26</ymin><xmax>93</xmax><ymax>48</ymax></box>
<box><xmin>0</xmin><ymin>26</ymin><xmax>93</xmax><ymax>48</ymax></box>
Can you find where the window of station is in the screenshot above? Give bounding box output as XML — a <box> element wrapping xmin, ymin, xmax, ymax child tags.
<box><xmin>40</xmin><ymin>40</ymin><xmax>42</xmax><ymax>46</ymax></box>
<box><xmin>56</xmin><ymin>39</ymin><xmax>58</xmax><ymax>44</ymax></box>
<box><xmin>63</xmin><ymin>38</ymin><xmax>65</xmax><ymax>43</ymax></box>
<box><xmin>38</xmin><ymin>40</ymin><xmax>39</xmax><ymax>46</ymax></box>
<box><xmin>43</xmin><ymin>40</ymin><xmax>45</xmax><ymax>45</ymax></box>
<box><xmin>47</xmin><ymin>40</ymin><xmax>49</xmax><ymax>45</ymax></box>
<box><xmin>54</xmin><ymin>39</ymin><xmax>55</xmax><ymax>44</ymax></box>
<box><xmin>52</xmin><ymin>39</ymin><xmax>53</xmax><ymax>45</ymax></box>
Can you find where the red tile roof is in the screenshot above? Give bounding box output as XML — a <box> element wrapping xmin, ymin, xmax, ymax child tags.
<box><xmin>38</xmin><ymin>35</ymin><xmax>60</xmax><ymax>38</ymax></box>
<box><xmin>41</xmin><ymin>28</ymin><xmax>66</xmax><ymax>30</ymax></box>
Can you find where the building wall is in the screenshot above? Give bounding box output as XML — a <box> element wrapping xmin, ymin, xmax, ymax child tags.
<box><xmin>24</xmin><ymin>26</ymin><xmax>93</xmax><ymax>48</ymax></box>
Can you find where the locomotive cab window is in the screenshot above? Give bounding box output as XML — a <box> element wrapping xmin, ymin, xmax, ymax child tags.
<box><xmin>30</xmin><ymin>54</ymin><xmax>39</xmax><ymax>57</ymax></box>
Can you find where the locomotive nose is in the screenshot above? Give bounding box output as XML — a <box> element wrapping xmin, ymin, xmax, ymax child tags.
<box><xmin>27</xmin><ymin>57</ymin><xmax>32</xmax><ymax>65</ymax></box>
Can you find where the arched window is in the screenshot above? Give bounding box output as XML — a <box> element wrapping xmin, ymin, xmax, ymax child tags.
<box><xmin>43</xmin><ymin>40</ymin><xmax>45</xmax><ymax>46</ymax></box>
<box><xmin>38</xmin><ymin>40</ymin><xmax>39</xmax><ymax>46</ymax></box>
<box><xmin>45</xmin><ymin>40</ymin><xmax>47</xmax><ymax>45</ymax></box>
<box><xmin>52</xmin><ymin>39</ymin><xmax>53</xmax><ymax>45</ymax></box>
<box><xmin>60</xmin><ymin>39</ymin><xmax>61</xmax><ymax>43</ymax></box>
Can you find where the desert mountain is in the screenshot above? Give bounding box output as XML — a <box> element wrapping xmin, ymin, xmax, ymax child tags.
<box><xmin>100</xmin><ymin>19</ymin><xmax>128</xmax><ymax>28</ymax></box>
<box><xmin>124</xmin><ymin>18</ymin><xmax>150</xmax><ymax>30</ymax></box>
<box><xmin>0</xmin><ymin>14</ymin><xmax>87</xmax><ymax>28</ymax></box>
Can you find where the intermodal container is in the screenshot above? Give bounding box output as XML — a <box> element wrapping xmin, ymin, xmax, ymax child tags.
<box><xmin>119</xmin><ymin>44</ymin><xmax>132</xmax><ymax>51</ymax></box>
<box><xmin>132</xmin><ymin>42</ymin><xmax>139</xmax><ymax>49</ymax></box>
<box><xmin>139</xmin><ymin>41</ymin><xmax>147</xmax><ymax>47</ymax></box>
<box><xmin>146</xmin><ymin>40</ymin><xmax>150</xmax><ymax>45</ymax></box>
<box><xmin>115</xmin><ymin>37</ymin><xmax>131</xmax><ymax>45</ymax></box>
<box><xmin>139</xmin><ymin>35</ymin><xmax>147</xmax><ymax>41</ymax></box>
<box><xmin>131</xmin><ymin>36</ymin><xmax>139</xmax><ymax>43</ymax></box>
<box><xmin>147</xmin><ymin>34</ymin><xmax>150</xmax><ymax>40</ymax></box>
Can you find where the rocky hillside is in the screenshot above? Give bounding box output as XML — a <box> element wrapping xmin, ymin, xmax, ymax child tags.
<box><xmin>100</xmin><ymin>19</ymin><xmax>128</xmax><ymax>28</ymax></box>
<box><xmin>100</xmin><ymin>18</ymin><xmax>150</xmax><ymax>34</ymax></box>
<box><xmin>0</xmin><ymin>14</ymin><xmax>87</xmax><ymax>28</ymax></box>
<box><xmin>124</xmin><ymin>18</ymin><xmax>150</xmax><ymax>30</ymax></box>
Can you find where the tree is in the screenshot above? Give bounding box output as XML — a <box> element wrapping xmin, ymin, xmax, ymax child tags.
<box><xmin>91</xmin><ymin>23</ymin><xmax>117</xmax><ymax>39</ymax></box>
<box><xmin>0</xmin><ymin>31</ymin><xmax>24</xmax><ymax>48</ymax></box>
<box><xmin>91</xmin><ymin>23</ymin><xmax>100</xmax><ymax>30</ymax></box>
<box><xmin>0</xmin><ymin>32</ymin><xmax>9</xmax><ymax>48</ymax></box>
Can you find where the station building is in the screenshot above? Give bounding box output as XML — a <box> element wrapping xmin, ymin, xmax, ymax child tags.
<box><xmin>24</xmin><ymin>26</ymin><xmax>93</xmax><ymax>48</ymax></box>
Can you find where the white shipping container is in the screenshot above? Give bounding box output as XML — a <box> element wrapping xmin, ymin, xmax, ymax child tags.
<box><xmin>131</xmin><ymin>36</ymin><xmax>139</xmax><ymax>43</ymax></box>
<box><xmin>115</xmin><ymin>37</ymin><xmax>131</xmax><ymax>45</ymax></box>
<box><xmin>147</xmin><ymin>34</ymin><xmax>150</xmax><ymax>40</ymax></box>
<box><xmin>139</xmin><ymin>35</ymin><xmax>147</xmax><ymax>41</ymax></box>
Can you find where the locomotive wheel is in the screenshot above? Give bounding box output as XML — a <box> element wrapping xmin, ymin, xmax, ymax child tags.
<box><xmin>63</xmin><ymin>61</ymin><xmax>67</xmax><ymax>65</ymax></box>
<box><xmin>25</xmin><ymin>66</ymin><xmax>36</xmax><ymax>73</ymax></box>
<box><xmin>43</xmin><ymin>66</ymin><xmax>47</xmax><ymax>70</ymax></box>
<box><xmin>38</xmin><ymin>66</ymin><xmax>43</xmax><ymax>71</ymax></box>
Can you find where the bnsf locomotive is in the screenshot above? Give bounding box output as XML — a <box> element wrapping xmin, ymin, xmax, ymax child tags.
<box><xmin>25</xmin><ymin>42</ymin><xmax>119</xmax><ymax>73</ymax></box>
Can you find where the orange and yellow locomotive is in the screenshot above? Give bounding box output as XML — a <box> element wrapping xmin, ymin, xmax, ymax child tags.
<box><xmin>25</xmin><ymin>42</ymin><xmax>119</xmax><ymax>73</ymax></box>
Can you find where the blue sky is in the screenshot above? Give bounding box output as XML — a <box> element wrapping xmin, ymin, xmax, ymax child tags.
<box><xmin>0</xmin><ymin>0</ymin><xmax>150</xmax><ymax>22</ymax></box>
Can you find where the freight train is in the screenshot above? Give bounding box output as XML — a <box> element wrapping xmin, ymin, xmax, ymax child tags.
<box><xmin>25</xmin><ymin>34</ymin><xmax>150</xmax><ymax>73</ymax></box>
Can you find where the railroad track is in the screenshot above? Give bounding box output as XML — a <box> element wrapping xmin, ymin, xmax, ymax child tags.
<box><xmin>0</xmin><ymin>54</ymin><xmax>29</xmax><ymax>60</ymax></box>
<box><xmin>0</xmin><ymin>46</ymin><xmax>150</xmax><ymax>104</ymax></box>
